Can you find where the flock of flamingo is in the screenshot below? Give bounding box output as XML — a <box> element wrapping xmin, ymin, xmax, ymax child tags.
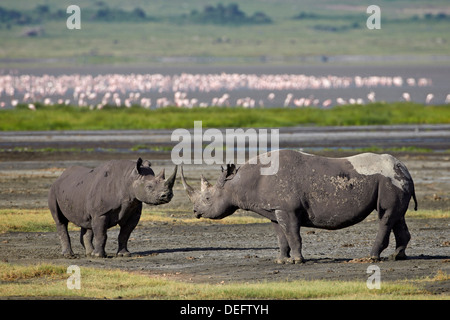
<box><xmin>0</xmin><ymin>72</ymin><xmax>447</xmax><ymax>110</ymax></box>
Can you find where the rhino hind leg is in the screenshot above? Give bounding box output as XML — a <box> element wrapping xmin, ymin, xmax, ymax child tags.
<box><xmin>49</xmin><ymin>198</ymin><xmax>75</xmax><ymax>257</ymax></box>
<box><xmin>80</xmin><ymin>228</ymin><xmax>94</xmax><ymax>256</ymax></box>
<box><xmin>56</xmin><ymin>221</ymin><xmax>75</xmax><ymax>257</ymax></box>
<box><xmin>370</xmin><ymin>208</ymin><xmax>399</xmax><ymax>261</ymax></box>
<box><xmin>390</xmin><ymin>217</ymin><xmax>411</xmax><ymax>261</ymax></box>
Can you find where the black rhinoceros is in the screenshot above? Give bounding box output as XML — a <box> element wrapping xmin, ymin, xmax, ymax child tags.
<box><xmin>49</xmin><ymin>158</ymin><xmax>177</xmax><ymax>257</ymax></box>
<box><xmin>181</xmin><ymin>150</ymin><xmax>417</xmax><ymax>263</ymax></box>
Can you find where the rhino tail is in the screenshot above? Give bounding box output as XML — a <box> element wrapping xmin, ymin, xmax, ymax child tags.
<box><xmin>412</xmin><ymin>187</ymin><xmax>418</xmax><ymax>211</ymax></box>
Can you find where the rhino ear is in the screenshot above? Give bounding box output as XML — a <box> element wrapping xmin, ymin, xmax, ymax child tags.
<box><xmin>143</xmin><ymin>160</ymin><xmax>152</xmax><ymax>167</ymax></box>
<box><xmin>136</xmin><ymin>158</ymin><xmax>143</xmax><ymax>175</ymax></box>
<box><xmin>216</xmin><ymin>163</ymin><xmax>238</xmax><ymax>188</ymax></box>
<box><xmin>226</xmin><ymin>164</ymin><xmax>238</xmax><ymax>177</ymax></box>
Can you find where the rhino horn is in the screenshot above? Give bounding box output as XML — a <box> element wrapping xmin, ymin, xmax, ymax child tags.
<box><xmin>164</xmin><ymin>165</ymin><xmax>178</xmax><ymax>189</ymax></box>
<box><xmin>156</xmin><ymin>168</ymin><xmax>165</xmax><ymax>180</ymax></box>
<box><xmin>180</xmin><ymin>166</ymin><xmax>195</xmax><ymax>199</ymax></box>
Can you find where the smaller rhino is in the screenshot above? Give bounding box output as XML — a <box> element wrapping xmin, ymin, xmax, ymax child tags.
<box><xmin>48</xmin><ymin>158</ymin><xmax>177</xmax><ymax>257</ymax></box>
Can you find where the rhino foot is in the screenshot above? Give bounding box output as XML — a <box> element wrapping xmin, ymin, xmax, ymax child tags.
<box><xmin>91</xmin><ymin>251</ymin><xmax>106</xmax><ymax>258</ymax></box>
<box><xmin>389</xmin><ymin>251</ymin><xmax>407</xmax><ymax>261</ymax></box>
<box><xmin>291</xmin><ymin>257</ymin><xmax>305</xmax><ymax>264</ymax></box>
<box><xmin>275</xmin><ymin>257</ymin><xmax>304</xmax><ymax>264</ymax></box>
<box><xmin>117</xmin><ymin>250</ymin><xmax>132</xmax><ymax>257</ymax></box>
<box><xmin>62</xmin><ymin>249</ymin><xmax>76</xmax><ymax>258</ymax></box>
<box><xmin>275</xmin><ymin>258</ymin><xmax>288</xmax><ymax>264</ymax></box>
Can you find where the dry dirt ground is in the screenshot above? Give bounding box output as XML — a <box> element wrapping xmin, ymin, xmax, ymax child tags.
<box><xmin>0</xmin><ymin>150</ymin><xmax>449</xmax><ymax>296</ymax></box>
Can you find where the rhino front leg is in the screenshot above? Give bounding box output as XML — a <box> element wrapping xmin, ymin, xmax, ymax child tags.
<box><xmin>272</xmin><ymin>221</ymin><xmax>290</xmax><ymax>264</ymax></box>
<box><xmin>80</xmin><ymin>228</ymin><xmax>94</xmax><ymax>256</ymax></box>
<box><xmin>274</xmin><ymin>210</ymin><xmax>304</xmax><ymax>264</ymax></box>
<box><xmin>91</xmin><ymin>215</ymin><xmax>108</xmax><ymax>258</ymax></box>
<box><xmin>117</xmin><ymin>209</ymin><xmax>142</xmax><ymax>257</ymax></box>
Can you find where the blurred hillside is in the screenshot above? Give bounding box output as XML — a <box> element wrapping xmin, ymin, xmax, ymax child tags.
<box><xmin>0</xmin><ymin>0</ymin><xmax>449</xmax><ymax>67</ymax></box>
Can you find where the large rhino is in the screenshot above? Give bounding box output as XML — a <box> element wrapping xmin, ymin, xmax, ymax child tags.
<box><xmin>49</xmin><ymin>158</ymin><xmax>177</xmax><ymax>257</ymax></box>
<box><xmin>181</xmin><ymin>150</ymin><xmax>417</xmax><ymax>263</ymax></box>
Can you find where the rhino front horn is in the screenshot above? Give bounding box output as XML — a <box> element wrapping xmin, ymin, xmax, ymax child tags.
<box><xmin>164</xmin><ymin>165</ymin><xmax>178</xmax><ymax>189</ymax></box>
<box><xmin>180</xmin><ymin>166</ymin><xmax>195</xmax><ymax>199</ymax></box>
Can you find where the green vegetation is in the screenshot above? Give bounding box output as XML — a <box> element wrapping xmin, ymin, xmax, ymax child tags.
<box><xmin>0</xmin><ymin>2</ymin><xmax>270</xmax><ymax>26</ymax></box>
<box><xmin>1</xmin><ymin>102</ymin><xmax>449</xmax><ymax>131</ymax></box>
<box><xmin>0</xmin><ymin>1</ymin><xmax>449</xmax><ymax>66</ymax></box>
<box><xmin>0</xmin><ymin>208</ymin><xmax>447</xmax><ymax>234</ymax></box>
<box><xmin>0</xmin><ymin>3</ymin><xmax>151</xmax><ymax>26</ymax></box>
<box><xmin>0</xmin><ymin>262</ymin><xmax>447</xmax><ymax>299</ymax></box>
<box><xmin>183</xmin><ymin>3</ymin><xmax>272</xmax><ymax>25</ymax></box>
<box><xmin>0</xmin><ymin>208</ymin><xmax>269</xmax><ymax>233</ymax></box>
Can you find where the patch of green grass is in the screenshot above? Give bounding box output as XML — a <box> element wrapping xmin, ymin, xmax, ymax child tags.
<box><xmin>1</xmin><ymin>262</ymin><xmax>444</xmax><ymax>299</ymax></box>
<box><xmin>0</xmin><ymin>209</ymin><xmax>57</xmax><ymax>233</ymax></box>
<box><xmin>0</xmin><ymin>208</ymin><xmax>269</xmax><ymax>233</ymax></box>
<box><xmin>1</xmin><ymin>103</ymin><xmax>449</xmax><ymax>131</ymax></box>
<box><xmin>0</xmin><ymin>208</ymin><xmax>447</xmax><ymax>234</ymax></box>
<box><xmin>406</xmin><ymin>209</ymin><xmax>449</xmax><ymax>219</ymax></box>
<box><xmin>130</xmin><ymin>144</ymin><xmax>173</xmax><ymax>152</ymax></box>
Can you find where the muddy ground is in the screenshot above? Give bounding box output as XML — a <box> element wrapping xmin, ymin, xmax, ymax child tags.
<box><xmin>0</xmin><ymin>134</ymin><xmax>449</xmax><ymax>296</ymax></box>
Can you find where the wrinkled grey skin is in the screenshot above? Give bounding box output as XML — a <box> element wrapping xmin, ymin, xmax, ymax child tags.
<box><xmin>182</xmin><ymin>150</ymin><xmax>417</xmax><ymax>263</ymax></box>
<box><xmin>49</xmin><ymin>158</ymin><xmax>177</xmax><ymax>258</ymax></box>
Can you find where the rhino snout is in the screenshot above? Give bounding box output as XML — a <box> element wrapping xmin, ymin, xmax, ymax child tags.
<box><xmin>159</xmin><ymin>191</ymin><xmax>173</xmax><ymax>203</ymax></box>
<box><xmin>194</xmin><ymin>210</ymin><xmax>202</xmax><ymax>219</ymax></box>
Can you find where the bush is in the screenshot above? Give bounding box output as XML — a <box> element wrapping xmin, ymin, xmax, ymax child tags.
<box><xmin>186</xmin><ymin>3</ymin><xmax>272</xmax><ymax>25</ymax></box>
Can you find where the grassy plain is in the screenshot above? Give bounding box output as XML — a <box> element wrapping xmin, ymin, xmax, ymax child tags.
<box><xmin>0</xmin><ymin>208</ymin><xmax>447</xmax><ymax>234</ymax></box>
<box><xmin>1</xmin><ymin>103</ymin><xmax>449</xmax><ymax>131</ymax></box>
<box><xmin>1</xmin><ymin>209</ymin><xmax>448</xmax><ymax>299</ymax></box>
<box><xmin>0</xmin><ymin>261</ymin><xmax>447</xmax><ymax>299</ymax></box>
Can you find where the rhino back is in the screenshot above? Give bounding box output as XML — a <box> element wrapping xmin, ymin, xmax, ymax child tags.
<box><xmin>84</xmin><ymin>160</ymin><xmax>135</xmax><ymax>214</ymax></box>
<box><xmin>53</xmin><ymin>161</ymin><xmax>135</xmax><ymax>226</ymax></box>
<box><xmin>234</xmin><ymin>150</ymin><xmax>381</xmax><ymax>228</ymax></box>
